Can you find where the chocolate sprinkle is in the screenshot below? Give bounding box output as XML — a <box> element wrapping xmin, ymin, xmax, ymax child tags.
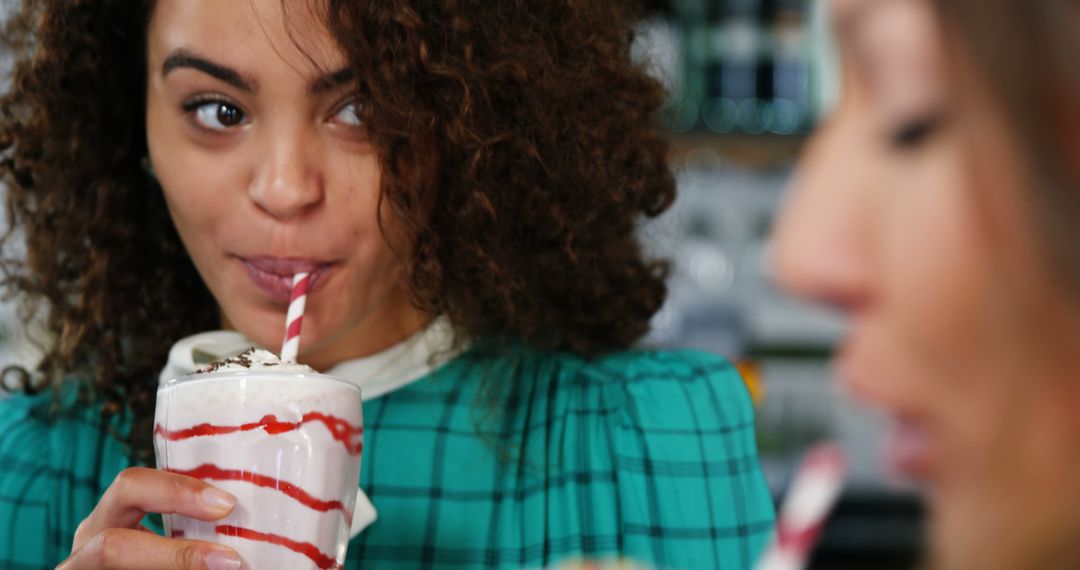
<box><xmin>195</xmin><ymin>347</ymin><xmax>262</xmax><ymax>374</ymax></box>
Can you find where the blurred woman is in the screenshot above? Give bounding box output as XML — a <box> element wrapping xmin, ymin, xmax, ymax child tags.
<box><xmin>774</xmin><ymin>0</ymin><xmax>1080</xmax><ymax>568</ymax></box>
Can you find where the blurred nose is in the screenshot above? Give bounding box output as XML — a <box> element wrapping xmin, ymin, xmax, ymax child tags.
<box><xmin>248</xmin><ymin>126</ymin><xmax>324</xmax><ymax>220</ymax></box>
<box><xmin>771</xmin><ymin>116</ymin><xmax>875</xmax><ymax>311</ymax></box>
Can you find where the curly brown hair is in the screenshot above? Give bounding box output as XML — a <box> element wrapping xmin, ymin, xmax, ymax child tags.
<box><xmin>0</xmin><ymin>0</ymin><xmax>675</xmax><ymax>462</ymax></box>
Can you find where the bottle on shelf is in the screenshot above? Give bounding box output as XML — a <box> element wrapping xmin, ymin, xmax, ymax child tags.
<box><xmin>769</xmin><ymin>0</ymin><xmax>811</xmax><ymax>134</ymax></box>
<box><xmin>658</xmin><ymin>0</ymin><xmax>813</xmax><ymax>136</ymax></box>
<box><xmin>661</xmin><ymin>0</ymin><xmax>710</xmax><ymax>132</ymax></box>
<box><xmin>702</xmin><ymin>0</ymin><xmax>765</xmax><ymax>134</ymax></box>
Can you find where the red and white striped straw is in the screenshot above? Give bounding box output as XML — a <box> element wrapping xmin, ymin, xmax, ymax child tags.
<box><xmin>279</xmin><ymin>272</ymin><xmax>310</xmax><ymax>364</ymax></box>
<box><xmin>755</xmin><ymin>443</ymin><xmax>847</xmax><ymax>570</ymax></box>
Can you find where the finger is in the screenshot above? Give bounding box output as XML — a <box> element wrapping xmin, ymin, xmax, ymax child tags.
<box><xmin>58</xmin><ymin>528</ymin><xmax>241</xmax><ymax>570</ymax></box>
<box><xmin>74</xmin><ymin>467</ymin><xmax>236</xmax><ymax>550</ymax></box>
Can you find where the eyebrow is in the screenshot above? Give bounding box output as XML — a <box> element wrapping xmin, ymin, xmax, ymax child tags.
<box><xmin>162</xmin><ymin>48</ymin><xmax>355</xmax><ymax>95</ymax></box>
<box><xmin>163</xmin><ymin>49</ymin><xmax>258</xmax><ymax>92</ymax></box>
<box><xmin>309</xmin><ymin>67</ymin><xmax>356</xmax><ymax>94</ymax></box>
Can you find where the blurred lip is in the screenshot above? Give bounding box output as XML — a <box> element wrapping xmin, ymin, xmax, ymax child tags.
<box><xmin>884</xmin><ymin>415</ymin><xmax>935</xmax><ymax>482</ymax></box>
<box><xmin>239</xmin><ymin>255</ymin><xmax>334</xmax><ymax>303</ymax></box>
<box><xmin>836</xmin><ymin>338</ymin><xmax>937</xmax><ymax>484</ymax></box>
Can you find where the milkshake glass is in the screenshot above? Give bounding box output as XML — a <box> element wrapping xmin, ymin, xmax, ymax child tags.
<box><xmin>153</xmin><ymin>348</ymin><xmax>363</xmax><ymax>570</ymax></box>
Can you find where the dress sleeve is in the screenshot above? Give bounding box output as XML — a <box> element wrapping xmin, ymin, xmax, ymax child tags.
<box><xmin>0</xmin><ymin>390</ymin><xmax>134</xmax><ymax>568</ymax></box>
<box><xmin>607</xmin><ymin>350</ymin><xmax>776</xmax><ymax>570</ymax></box>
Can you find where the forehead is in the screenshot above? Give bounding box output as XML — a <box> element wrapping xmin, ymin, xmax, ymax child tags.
<box><xmin>830</xmin><ymin>0</ymin><xmax>945</xmax><ymax>90</ymax></box>
<box><xmin>832</xmin><ymin>0</ymin><xmax>938</xmax><ymax>42</ymax></box>
<box><xmin>147</xmin><ymin>0</ymin><xmax>345</xmax><ymax>74</ymax></box>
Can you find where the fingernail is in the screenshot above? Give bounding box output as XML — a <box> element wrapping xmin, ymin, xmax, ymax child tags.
<box><xmin>200</xmin><ymin>488</ymin><xmax>237</xmax><ymax>511</ymax></box>
<box><xmin>205</xmin><ymin>550</ymin><xmax>242</xmax><ymax>570</ymax></box>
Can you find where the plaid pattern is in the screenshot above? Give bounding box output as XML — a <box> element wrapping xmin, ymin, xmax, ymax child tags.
<box><xmin>0</xmin><ymin>345</ymin><xmax>775</xmax><ymax>569</ymax></box>
<box><xmin>0</xmin><ymin>386</ymin><xmax>133</xmax><ymax>567</ymax></box>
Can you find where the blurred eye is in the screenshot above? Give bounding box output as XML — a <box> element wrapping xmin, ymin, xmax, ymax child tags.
<box><xmin>184</xmin><ymin>98</ymin><xmax>248</xmax><ymax>131</ymax></box>
<box><xmin>331</xmin><ymin>101</ymin><xmax>363</xmax><ymax>127</ymax></box>
<box><xmin>889</xmin><ymin>114</ymin><xmax>946</xmax><ymax>149</ymax></box>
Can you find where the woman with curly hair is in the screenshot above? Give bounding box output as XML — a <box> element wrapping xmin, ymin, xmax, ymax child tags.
<box><xmin>0</xmin><ymin>1</ymin><xmax>774</xmax><ymax>569</ymax></box>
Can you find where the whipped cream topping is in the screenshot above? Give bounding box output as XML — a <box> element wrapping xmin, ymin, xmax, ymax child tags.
<box><xmin>194</xmin><ymin>347</ymin><xmax>316</xmax><ymax>375</ymax></box>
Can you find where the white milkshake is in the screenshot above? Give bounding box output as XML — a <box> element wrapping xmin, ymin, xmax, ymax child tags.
<box><xmin>154</xmin><ymin>348</ymin><xmax>363</xmax><ymax>570</ymax></box>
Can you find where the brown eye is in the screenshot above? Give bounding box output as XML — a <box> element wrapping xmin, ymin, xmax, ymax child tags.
<box><xmin>183</xmin><ymin>98</ymin><xmax>249</xmax><ymax>131</ymax></box>
<box><xmin>214</xmin><ymin>103</ymin><xmax>244</xmax><ymax>127</ymax></box>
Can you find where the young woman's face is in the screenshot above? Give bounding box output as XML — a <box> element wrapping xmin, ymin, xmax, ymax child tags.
<box><xmin>146</xmin><ymin>0</ymin><xmax>424</xmax><ymax>370</ymax></box>
<box><xmin>774</xmin><ymin>0</ymin><xmax>1080</xmax><ymax>568</ymax></box>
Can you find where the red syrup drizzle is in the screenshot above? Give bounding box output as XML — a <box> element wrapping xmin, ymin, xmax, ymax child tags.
<box><xmin>153</xmin><ymin>412</ymin><xmax>363</xmax><ymax>455</ymax></box>
<box><xmin>216</xmin><ymin>525</ymin><xmax>342</xmax><ymax>570</ymax></box>
<box><xmin>168</xmin><ymin>464</ymin><xmax>352</xmax><ymax>522</ymax></box>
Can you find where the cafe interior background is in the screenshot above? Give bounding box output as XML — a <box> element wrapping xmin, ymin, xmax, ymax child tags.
<box><xmin>0</xmin><ymin>1</ymin><xmax>923</xmax><ymax>568</ymax></box>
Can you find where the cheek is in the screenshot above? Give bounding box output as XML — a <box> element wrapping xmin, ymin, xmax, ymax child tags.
<box><xmin>345</xmin><ymin>208</ymin><xmax>405</xmax><ymax>298</ymax></box>
<box><xmin>159</xmin><ymin>170</ymin><xmax>226</xmax><ymax>236</ymax></box>
<box><xmin>935</xmin><ymin>379</ymin><xmax>1080</xmax><ymax>569</ymax></box>
<box><xmin>310</xmin><ymin>162</ymin><xmax>404</xmax><ymax>299</ymax></box>
<box><xmin>147</xmin><ymin>111</ymin><xmax>235</xmax><ymax>254</ymax></box>
<box><xmin>876</xmin><ymin>139</ymin><xmax>1080</xmax><ymax>563</ymax></box>
<box><xmin>153</xmin><ymin>151</ymin><xmax>238</xmax><ymax>288</ymax></box>
<box><xmin>334</xmin><ymin>160</ymin><xmax>396</xmax><ymax>267</ymax></box>
<box><xmin>878</xmin><ymin>144</ymin><xmax>997</xmax><ymax>382</ymax></box>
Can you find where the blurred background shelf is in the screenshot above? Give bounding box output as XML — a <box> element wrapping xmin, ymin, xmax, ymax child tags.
<box><xmin>666</xmin><ymin>132</ymin><xmax>807</xmax><ymax>168</ymax></box>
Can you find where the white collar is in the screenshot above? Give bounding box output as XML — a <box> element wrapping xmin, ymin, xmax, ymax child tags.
<box><xmin>325</xmin><ymin>316</ymin><xmax>462</xmax><ymax>400</ymax></box>
<box><xmin>159</xmin><ymin>316</ymin><xmax>463</xmax><ymax>400</ymax></box>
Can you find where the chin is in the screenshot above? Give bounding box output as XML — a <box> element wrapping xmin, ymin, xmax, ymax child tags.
<box><xmin>931</xmin><ymin>500</ymin><xmax>1078</xmax><ymax>570</ymax></box>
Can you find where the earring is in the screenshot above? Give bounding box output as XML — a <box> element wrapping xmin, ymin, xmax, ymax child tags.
<box><xmin>141</xmin><ymin>155</ymin><xmax>157</xmax><ymax>180</ymax></box>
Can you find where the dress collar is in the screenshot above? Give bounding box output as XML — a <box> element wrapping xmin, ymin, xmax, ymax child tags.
<box><xmin>159</xmin><ymin>316</ymin><xmax>464</xmax><ymax>401</ymax></box>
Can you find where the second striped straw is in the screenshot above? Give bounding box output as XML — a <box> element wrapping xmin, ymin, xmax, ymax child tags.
<box><xmin>280</xmin><ymin>272</ymin><xmax>310</xmax><ymax>364</ymax></box>
<box><xmin>755</xmin><ymin>443</ymin><xmax>847</xmax><ymax>570</ymax></box>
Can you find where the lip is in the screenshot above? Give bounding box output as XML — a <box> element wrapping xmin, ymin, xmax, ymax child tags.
<box><xmin>883</xmin><ymin>416</ymin><xmax>935</xmax><ymax>483</ymax></box>
<box><xmin>835</xmin><ymin>338</ymin><xmax>937</xmax><ymax>485</ymax></box>
<box><xmin>240</xmin><ymin>256</ymin><xmax>334</xmax><ymax>303</ymax></box>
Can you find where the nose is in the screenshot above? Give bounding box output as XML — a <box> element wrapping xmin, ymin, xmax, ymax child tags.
<box><xmin>771</xmin><ymin>117</ymin><xmax>875</xmax><ymax>311</ymax></box>
<box><xmin>248</xmin><ymin>128</ymin><xmax>324</xmax><ymax>220</ymax></box>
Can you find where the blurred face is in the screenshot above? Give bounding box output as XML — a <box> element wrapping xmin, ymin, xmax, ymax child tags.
<box><xmin>146</xmin><ymin>0</ymin><xmax>425</xmax><ymax>370</ymax></box>
<box><xmin>774</xmin><ymin>0</ymin><xmax>1080</xmax><ymax>568</ymax></box>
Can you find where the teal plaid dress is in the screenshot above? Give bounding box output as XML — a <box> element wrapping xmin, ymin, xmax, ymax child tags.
<box><xmin>0</xmin><ymin>344</ymin><xmax>775</xmax><ymax>569</ymax></box>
